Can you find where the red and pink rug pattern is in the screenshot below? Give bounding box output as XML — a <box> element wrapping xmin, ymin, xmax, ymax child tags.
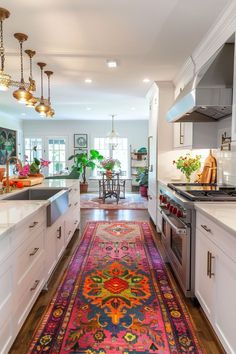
<box><xmin>28</xmin><ymin>222</ymin><xmax>202</xmax><ymax>353</ymax></box>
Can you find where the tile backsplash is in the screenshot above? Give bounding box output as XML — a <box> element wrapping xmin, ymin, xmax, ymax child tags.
<box><xmin>217</xmin><ymin>142</ymin><xmax>236</xmax><ymax>185</ymax></box>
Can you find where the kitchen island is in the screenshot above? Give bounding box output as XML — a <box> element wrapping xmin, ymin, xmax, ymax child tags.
<box><xmin>0</xmin><ymin>179</ymin><xmax>80</xmax><ymax>354</ymax></box>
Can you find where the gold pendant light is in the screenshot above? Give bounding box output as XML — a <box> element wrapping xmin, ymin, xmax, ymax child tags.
<box><xmin>25</xmin><ymin>49</ymin><xmax>38</xmax><ymax>107</ymax></box>
<box><xmin>45</xmin><ymin>70</ymin><xmax>55</xmax><ymax>118</ymax></box>
<box><xmin>13</xmin><ymin>33</ymin><xmax>32</xmax><ymax>104</ymax></box>
<box><xmin>35</xmin><ymin>62</ymin><xmax>50</xmax><ymax>116</ymax></box>
<box><xmin>0</xmin><ymin>8</ymin><xmax>11</xmax><ymax>91</ymax></box>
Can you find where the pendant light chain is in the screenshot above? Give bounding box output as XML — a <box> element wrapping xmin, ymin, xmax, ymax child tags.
<box><xmin>41</xmin><ymin>66</ymin><xmax>43</xmax><ymax>98</ymax></box>
<box><xmin>48</xmin><ymin>74</ymin><xmax>51</xmax><ymax>104</ymax></box>
<box><xmin>0</xmin><ymin>20</ymin><xmax>4</xmax><ymax>71</ymax></box>
<box><xmin>20</xmin><ymin>40</ymin><xmax>24</xmax><ymax>83</ymax></box>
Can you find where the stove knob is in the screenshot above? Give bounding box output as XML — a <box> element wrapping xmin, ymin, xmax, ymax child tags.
<box><xmin>166</xmin><ymin>202</ymin><xmax>170</xmax><ymax>209</ymax></box>
<box><xmin>173</xmin><ymin>207</ymin><xmax>177</xmax><ymax>215</ymax></box>
<box><xmin>177</xmin><ymin>210</ymin><xmax>183</xmax><ymax>218</ymax></box>
<box><xmin>169</xmin><ymin>205</ymin><xmax>173</xmax><ymax>213</ymax></box>
<box><xmin>159</xmin><ymin>195</ymin><xmax>163</xmax><ymax>202</ymax></box>
<box><xmin>162</xmin><ymin>196</ymin><xmax>167</xmax><ymax>203</ymax></box>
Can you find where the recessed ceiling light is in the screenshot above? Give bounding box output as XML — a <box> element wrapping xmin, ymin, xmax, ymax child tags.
<box><xmin>143</xmin><ymin>78</ymin><xmax>150</xmax><ymax>83</ymax></box>
<box><xmin>86</xmin><ymin>107</ymin><xmax>92</xmax><ymax>111</ymax></box>
<box><xmin>85</xmin><ymin>78</ymin><xmax>92</xmax><ymax>83</ymax></box>
<box><xmin>131</xmin><ymin>107</ymin><xmax>135</xmax><ymax>111</ymax></box>
<box><xmin>21</xmin><ymin>112</ymin><xmax>26</xmax><ymax>116</ymax></box>
<box><xmin>106</xmin><ymin>60</ymin><xmax>118</xmax><ymax>68</ymax></box>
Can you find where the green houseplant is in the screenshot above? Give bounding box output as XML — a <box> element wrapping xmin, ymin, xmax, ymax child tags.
<box><xmin>68</xmin><ymin>149</ymin><xmax>103</xmax><ymax>193</ymax></box>
<box><xmin>136</xmin><ymin>167</ymin><xmax>148</xmax><ymax>197</ymax></box>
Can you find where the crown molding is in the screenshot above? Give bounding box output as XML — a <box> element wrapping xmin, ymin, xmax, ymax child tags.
<box><xmin>174</xmin><ymin>1</ymin><xmax>236</xmax><ymax>93</ymax></box>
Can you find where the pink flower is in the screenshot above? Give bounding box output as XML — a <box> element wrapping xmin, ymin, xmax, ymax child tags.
<box><xmin>40</xmin><ymin>158</ymin><xmax>51</xmax><ymax>168</ymax></box>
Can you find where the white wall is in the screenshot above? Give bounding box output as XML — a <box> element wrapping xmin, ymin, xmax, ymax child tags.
<box><xmin>23</xmin><ymin>119</ymin><xmax>148</xmax><ymax>189</ymax></box>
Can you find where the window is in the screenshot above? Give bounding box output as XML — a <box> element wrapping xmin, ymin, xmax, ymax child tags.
<box><xmin>24</xmin><ymin>137</ymin><xmax>43</xmax><ymax>163</ymax></box>
<box><xmin>94</xmin><ymin>137</ymin><xmax>128</xmax><ymax>176</ymax></box>
<box><xmin>48</xmin><ymin>137</ymin><xmax>67</xmax><ymax>175</ymax></box>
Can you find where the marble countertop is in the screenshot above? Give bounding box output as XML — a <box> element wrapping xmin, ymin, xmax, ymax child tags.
<box><xmin>195</xmin><ymin>203</ymin><xmax>236</xmax><ymax>236</ymax></box>
<box><xmin>0</xmin><ymin>179</ymin><xmax>79</xmax><ymax>238</ymax></box>
<box><xmin>0</xmin><ymin>201</ymin><xmax>47</xmax><ymax>238</ymax></box>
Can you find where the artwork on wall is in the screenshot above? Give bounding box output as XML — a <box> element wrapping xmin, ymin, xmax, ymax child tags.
<box><xmin>74</xmin><ymin>134</ymin><xmax>88</xmax><ymax>148</ymax></box>
<box><xmin>0</xmin><ymin>127</ymin><xmax>17</xmax><ymax>165</ymax></box>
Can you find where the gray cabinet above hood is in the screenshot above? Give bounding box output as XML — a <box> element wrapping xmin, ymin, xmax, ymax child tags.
<box><xmin>167</xmin><ymin>43</ymin><xmax>234</xmax><ymax>123</ymax></box>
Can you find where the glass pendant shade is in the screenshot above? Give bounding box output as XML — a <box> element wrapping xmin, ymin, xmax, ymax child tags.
<box><xmin>106</xmin><ymin>114</ymin><xmax>119</xmax><ymax>148</ymax></box>
<box><xmin>0</xmin><ymin>71</ymin><xmax>11</xmax><ymax>91</ymax></box>
<box><xmin>13</xmin><ymin>85</ymin><xmax>32</xmax><ymax>103</ymax></box>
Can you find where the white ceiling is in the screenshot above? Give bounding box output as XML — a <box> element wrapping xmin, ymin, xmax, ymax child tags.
<box><xmin>0</xmin><ymin>0</ymin><xmax>232</xmax><ymax>121</ymax></box>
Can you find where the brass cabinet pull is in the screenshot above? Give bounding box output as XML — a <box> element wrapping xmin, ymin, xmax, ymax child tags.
<box><xmin>29</xmin><ymin>221</ymin><xmax>39</xmax><ymax>229</ymax></box>
<box><xmin>30</xmin><ymin>280</ymin><xmax>40</xmax><ymax>291</ymax></box>
<box><xmin>74</xmin><ymin>202</ymin><xmax>78</xmax><ymax>206</ymax></box>
<box><xmin>201</xmin><ymin>224</ymin><xmax>211</xmax><ymax>233</ymax></box>
<box><xmin>57</xmin><ymin>226</ymin><xmax>62</xmax><ymax>239</ymax></box>
<box><xmin>209</xmin><ymin>252</ymin><xmax>215</xmax><ymax>278</ymax></box>
<box><xmin>29</xmin><ymin>247</ymin><xmax>39</xmax><ymax>256</ymax></box>
<box><xmin>207</xmin><ymin>251</ymin><xmax>210</xmax><ymax>276</ymax></box>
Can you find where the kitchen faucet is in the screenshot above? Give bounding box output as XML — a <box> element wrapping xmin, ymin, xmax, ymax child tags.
<box><xmin>4</xmin><ymin>156</ymin><xmax>22</xmax><ymax>193</ymax></box>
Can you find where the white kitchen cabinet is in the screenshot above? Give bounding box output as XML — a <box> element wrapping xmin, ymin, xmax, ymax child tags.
<box><xmin>0</xmin><ymin>181</ymin><xmax>81</xmax><ymax>353</ymax></box>
<box><xmin>195</xmin><ymin>211</ymin><xmax>236</xmax><ymax>354</ymax></box>
<box><xmin>173</xmin><ymin>122</ymin><xmax>218</xmax><ymax>149</ymax></box>
<box><xmin>195</xmin><ymin>227</ymin><xmax>214</xmax><ymax>320</ymax></box>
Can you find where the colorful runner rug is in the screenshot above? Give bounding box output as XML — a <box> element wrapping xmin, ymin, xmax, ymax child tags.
<box><xmin>28</xmin><ymin>222</ymin><xmax>202</xmax><ymax>353</ymax></box>
<box><xmin>80</xmin><ymin>193</ymin><xmax>148</xmax><ymax>210</ymax></box>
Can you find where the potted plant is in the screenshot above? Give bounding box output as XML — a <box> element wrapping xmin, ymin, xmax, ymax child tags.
<box><xmin>136</xmin><ymin>167</ymin><xmax>148</xmax><ymax>197</ymax></box>
<box><xmin>100</xmin><ymin>157</ymin><xmax>121</xmax><ymax>178</ymax></box>
<box><xmin>68</xmin><ymin>149</ymin><xmax>103</xmax><ymax>193</ymax></box>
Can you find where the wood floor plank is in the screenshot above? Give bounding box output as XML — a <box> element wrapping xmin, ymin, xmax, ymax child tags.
<box><xmin>9</xmin><ymin>209</ymin><xmax>225</xmax><ymax>354</ymax></box>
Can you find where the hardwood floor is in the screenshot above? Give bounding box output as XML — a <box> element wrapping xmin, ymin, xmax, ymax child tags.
<box><xmin>10</xmin><ymin>209</ymin><xmax>225</xmax><ymax>354</ymax></box>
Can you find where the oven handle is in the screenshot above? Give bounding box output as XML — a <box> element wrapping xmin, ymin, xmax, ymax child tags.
<box><xmin>161</xmin><ymin>211</ymin><xmax>187</xmax><ymax>235</ymax></box>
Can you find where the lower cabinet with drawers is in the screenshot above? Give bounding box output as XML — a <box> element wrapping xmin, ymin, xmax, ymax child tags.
<box><xmin>195</xmin><ymin>210</ymin><xmax>236</xmax><ymax>354</ymax></box>
<box><xmin>0</xmin><ymin>182</ymin><xmax>80</xmax><ymax>354</ymax></box>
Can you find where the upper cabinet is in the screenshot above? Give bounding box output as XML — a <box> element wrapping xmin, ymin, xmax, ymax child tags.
<box><xmin>173</xmin><ymin>122</ymin><xmax>219</xmax><ymax>149</ymax></box>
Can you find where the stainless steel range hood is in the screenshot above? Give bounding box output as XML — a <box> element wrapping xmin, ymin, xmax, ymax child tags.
<box><xmin>167</xmin><ymin>43</ymin><xmax>234</xmax><ymax>123</ymax></box>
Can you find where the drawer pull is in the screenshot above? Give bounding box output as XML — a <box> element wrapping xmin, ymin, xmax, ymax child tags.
<box><xmin>69</xmin><ymin>203</ymin><xmax>72</xmax><ymax>208</ymax></box>
<box><xmin>74</xmin><ymin>220</ymin><xmax>78</xmax><ymax>225</ymax></box>
<box><xmin>148</xmin><ymin>195</ymin><xmax>153</xmax><ymax>200</ymax></box>
<box><xmin>68</xmin><ymin>231</ymin><xmax>72</xmax><ymax>235</ymax></box>
<box><xmin>29</xmin><ymin>221</ymin><xmax>39</xmax><ymax>229</ymax></box>
<box><xmin>74</xmin><ymin>202</ymin><xmax>78</xmax><ymax>206</ymax></box>
<box><xmin>68</xmin><ymin>188</ymin><xmax>72</xmax><ymax>193</ymax></box>
<box><xmin>201</xmin><ymin>224</ymin><xmax>211</xmax><ymax>233</ymax></box>
<box><xmin>30</xmin><ymin>280</ymin><xmax>40</xmax><ymax>291</ymax></box>
<box><xmin>29</xmin><ymin>247</ymin><xmax>39</xmax><ymax>256</ymax></box>
<box><xmin>209</xmin><ymin>252</ymin><xmax>215</xmax><ymax>278</ymax></box>
<box><xmin>57</xmin><ymin>226</ymin><xmax>62</xmax><ymax>239</ymax></box>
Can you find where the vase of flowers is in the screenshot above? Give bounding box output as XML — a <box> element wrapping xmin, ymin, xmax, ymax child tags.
<box><xmin>173</xmin><ymin>154</ymin><xmax>201</xmax><ymax>182</ymax></box>
<box><xmin>100</xmin><ymin>158</ymin><xmax>121</xmax><ymax>176</ymax></box>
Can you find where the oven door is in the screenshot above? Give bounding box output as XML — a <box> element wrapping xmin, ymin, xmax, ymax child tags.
<box><xmin>161</xmin><ymin>211</ymin><xmax>191</xmax><ymax>294</ymax></box>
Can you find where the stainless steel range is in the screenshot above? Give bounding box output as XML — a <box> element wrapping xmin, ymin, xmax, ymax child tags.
<box><xmin>157</xmin><ymin>182</ymin><xmax>236</xmax><ymax>298</ymax></box>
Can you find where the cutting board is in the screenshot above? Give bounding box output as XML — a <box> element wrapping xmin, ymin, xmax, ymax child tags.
<box><xmin>199</xmin><ymin>151</ymin><xmax>217</xmax><ymax>184</ymax></box>
<box><xmin>3</xmin><ymin>176</ymin><xmax>44</xmax><ymax>186</ymax></box>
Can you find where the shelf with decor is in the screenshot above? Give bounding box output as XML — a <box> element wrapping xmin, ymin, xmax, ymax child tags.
<box><xmin>130</xmin><ymin>146</ymin><xmax>147</xmax><ymax>191</ymax></box>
